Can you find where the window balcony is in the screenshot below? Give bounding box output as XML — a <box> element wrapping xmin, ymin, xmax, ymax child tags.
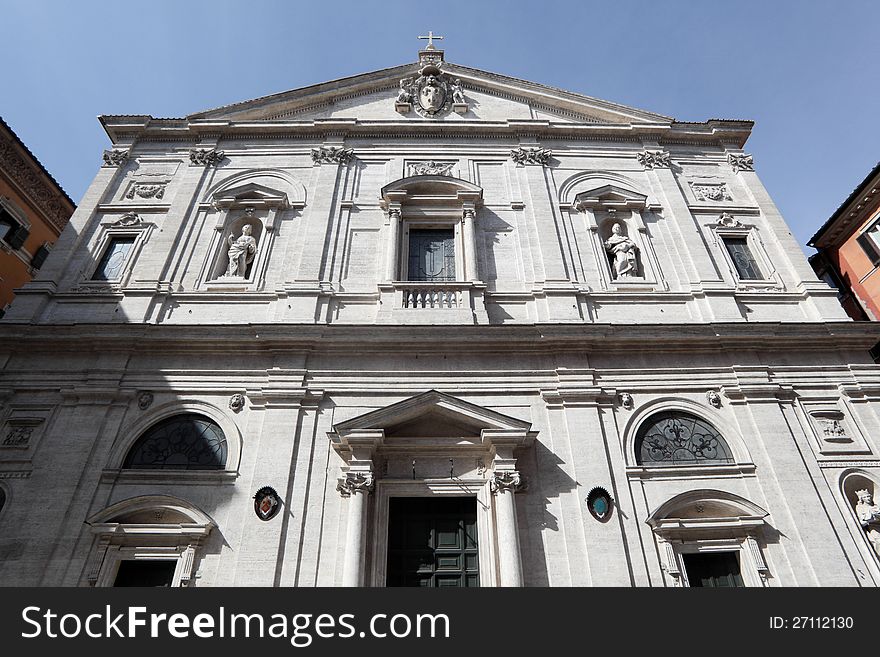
<box><xmin>378</xmin><ymin>281</ymin><xmax>487</xmax><ymax>323</ymax></box>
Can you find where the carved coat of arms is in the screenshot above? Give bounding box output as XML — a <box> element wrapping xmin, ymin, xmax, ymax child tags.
<box><xmin>397</xmin><ymin>59</ymin><xmax>465</xmax><ymax>118</ymax></box>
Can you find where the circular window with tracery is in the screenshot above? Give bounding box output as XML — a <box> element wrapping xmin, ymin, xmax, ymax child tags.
<box><xmin>123</xmin><ymin>413</ymin><xmax>227</xmax><ymax>470</ymax></box>
<box><xmin>635</xmin><ymin>411</ymin><xmax>733</xmax><ymax>466</ymax></box>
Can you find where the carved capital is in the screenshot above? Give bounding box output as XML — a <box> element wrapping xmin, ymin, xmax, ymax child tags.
<box><xmin>637</xmin><ymin>149</ymin><xmax>671</xmax><ymax>169</ymax></box>
<box><xmin>462</xmin><ymin>208</ymin><xmax>476</xmax><ymax>220</ymax></box>
<box><xmin>490</xmin><ymin>470</ymin><xmax>524</xmax><ymax>494</ymax></box>
<box><xmin>337</xmin><ymin>471</ymin><xmax>374</xmax><ymax>497</ymax></box>
<box><xmin>510</xmin><ymin>147</ymin><xmax>551</xmax><ymax>166</ymax></box>
<box><xmin>728</xmin><ymin>152</ymin><xmax>754</xmax><ymax>173</ymax></box>
<box><xmin>102</xmin><ymin>149</ymin><xmax>129</xmax><ymax>167</ymax></box>
<box><xmin>311</xmin><ymin>146</ymin><xmax>354</xmax><ymax>165</ymax></box>
<box><xmin>189</xmin><ymin>148</ymin><xmax>225</xmax><ymax>167</ymax></box>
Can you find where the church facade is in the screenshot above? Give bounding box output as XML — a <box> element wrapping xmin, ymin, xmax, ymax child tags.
<box><xmin>2</xmin><ymin>42</ymin><xmax>880</xmax><ymax>587</ymax></box>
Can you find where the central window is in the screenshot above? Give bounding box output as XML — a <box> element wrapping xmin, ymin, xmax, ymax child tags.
<box><xmin>682</xmin><ymin>552</ymin><xmax>744</xmax><ymax>587</ymax></box>
<box><xmin>407</xmin><ymin>228</ymin><xmax>456</xmax><ymax>281</ymax></box>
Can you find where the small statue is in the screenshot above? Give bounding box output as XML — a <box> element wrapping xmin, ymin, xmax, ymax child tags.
<box><xmin>397</xmin><ymin>78</ymin><xmax>413</xmax><ymax>104</ymax></box>
<box><xmin>604</xmin><ymin>223</ymin><xmax>639</xmax><ymax>279</ymax></box>
<box><xmin>855</xmin><ymin>489</ymin><xmax>880</xmax><ymax>527</ymax></box>
<box><xmin>451</xmin><ymin>79</ymin><xmax>466</xmax><ymax>104</ymax></box>
<box><xmin>225</xmin><ymin>224</ymin><xmax>257</xmax><ymax>277</ymax></box>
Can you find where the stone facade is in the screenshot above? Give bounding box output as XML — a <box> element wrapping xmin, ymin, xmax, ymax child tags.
<box><xmin>1</xmin><ymin>46</ymin><xmax>880</xmax><ymax>587</ymax></box>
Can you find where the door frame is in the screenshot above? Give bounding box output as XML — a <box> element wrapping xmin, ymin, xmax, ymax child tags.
<box><xmin>369</xmin><ymin>478</ymin><xmax>497</xmax><ymax>587</ymax></box>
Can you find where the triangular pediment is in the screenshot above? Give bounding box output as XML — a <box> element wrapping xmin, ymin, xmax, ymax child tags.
<box><xmin>333</xmin><ymin>390</ymin><xmax>533</xmax><ymax>436</ymax></box>
<box><xmin>188</xmin><ymin>61</ymin><xmax>672</xmax><ymax>126</ymax></box>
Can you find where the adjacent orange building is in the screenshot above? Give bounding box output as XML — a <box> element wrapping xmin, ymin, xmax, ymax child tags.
<box><xmin>809</xmin><ymin>161</ymin><xmax>880</xmax><ymax>322</ymax></box>
<box><xmin>0</xmin><ymin>117</ymin><xmax>75</xmax><ymax>316</ymax></box>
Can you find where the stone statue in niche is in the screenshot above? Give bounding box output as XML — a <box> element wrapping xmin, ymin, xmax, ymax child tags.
<box><xmin>855</xmin><ymin>489</ymin><xmax>880</xmax><ymax>556</ymax></box>
<box><xmin>604</xmin><ymin>223</ymin><xmax>639</xmax><ymax>278</ymax></box>
<box><xmin>225</xmin><ymin>224</ymin><xmax>257</xmax><ymax>277</ymax></box>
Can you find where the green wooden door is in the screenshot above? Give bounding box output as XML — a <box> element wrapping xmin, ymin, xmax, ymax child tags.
<box><xmin>387</xmin><ymin>497</ymin><xmax>479</xmax><ymax>587</ymax></box>
<box><xmin>682</xmin><ymin>552</ymin><xmax>745</xmax><ymax>587</ymax></box>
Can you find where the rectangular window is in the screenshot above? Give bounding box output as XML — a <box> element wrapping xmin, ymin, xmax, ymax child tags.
<box><xmin>113</xmin><ymin>560</ymin><xmax>176</xmax><ymax>587</ymax></box>
<box><xmin>857</xmin><ymin>231</ymin><xmax>880</xmax><ymax>266</ymax></box>
<box><xmin>682</xmin><ymin>552</ymin><xmax>744</xmax><ymax>588</ymax></box>
<box><xmin>407</xmin><ymin>229</ymin><xmax>455</xmax><ymax>282</ymax></box>
<box><xmin>92</xmin><ymin>236</ymin><xmax>135</xmax><ymax>281</ymax></box>
<box><xmin>723</xmin><ymin>237</ymin><xmax>763</xmax><ymax>280</ymax></box>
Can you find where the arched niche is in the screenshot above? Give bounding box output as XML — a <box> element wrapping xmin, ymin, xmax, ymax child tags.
<box><xmin>199</xmin><ymin>171</ymin><xmax>305</xmax><ymax>290</ymax></box>
<box><xmin>566</xmin><ymin>177</ymin><xmax>664</xmax><ymax>289</ymax></box>
<box><xmin>85</xmin><ymin>495</ymin><xmax>215</xmax><ymax>587</ymax></box>
<box><xmin>840</xmin><ymin>470</ymin><xmax>880</xmax><ymax>568</ymax></box>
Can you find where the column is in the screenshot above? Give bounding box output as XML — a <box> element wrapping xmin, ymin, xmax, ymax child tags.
<box><xmin>338</xmin><ymin>471</ymin><xmax>374</xmax><ymax>587</ymax></box>
<box><xmin>491</xmin><ymin>470</ymin><xmax>524</xmax><ymax>587</ymax></box>
<box><xmin>385</xmin><ymin>207</ymin><xmax>401</xmax><ymax>282</ymax></box>
<box><xmin>462</xmin><ymin>207</ymin><xmax>478</xmax><ymax>282</ymax></box>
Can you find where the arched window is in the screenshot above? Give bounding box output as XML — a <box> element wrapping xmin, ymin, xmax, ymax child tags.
<box><xmin>123</xmin><ymin>414</ymin><xmax>227</xmax><ymax>470</ymax></box>
<box><xmin>635</xmin><ymin>411</ymin><xmax>733</xmax><ymax>466</ymax></box>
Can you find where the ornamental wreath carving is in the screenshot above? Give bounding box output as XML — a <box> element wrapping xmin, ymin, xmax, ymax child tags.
<box><xmin>189</xmin><ymin>148</ymin><xmax>225</xmax><ymax>167</ymax></box>
<box><xmin>716</xmin><ymin>211</ymin><xmax>743</xmax><ymax>228</ymax></box>
<box><xmin>102</xmin><ymin>149</ymin><xmax>129</xmax><ymax>167</ymax></box>
<box><xmin>311</xmin><ymin>146</ymin><xmax>354</xmax><ymax>165</ymax></box>
<box><xmin>407</xmin><ymin>161</ymin><xmax>455</xmax><ymax>177</ymax></box>
<box><xmin>510</xmin><ymin>147</ymin><xmax>552</xmax><ymax>166</ymax></box>
<box><xmin>637</xmin><ymin>150</ymin><xmax>671</xmax><ymax>169</ymax></box>
<box><xmin>125</xmin><ymin>182</ymin><xmax>166</xmax><ymax>200</ymax></box>
<box><xmin>690</xmin><ymin>182</ymin><xmax>732</xmax><ymax>202</ymax></box>
<box><xmin>728</xmin><ymin>153</ymin><xmax>754</xmax><ymax>173</ymax></box>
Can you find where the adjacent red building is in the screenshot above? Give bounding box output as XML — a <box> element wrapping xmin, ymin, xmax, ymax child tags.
<box><xmin>809</xmin><ymin>161</ymin><xmax>880</xmax><ymax>322</ymax></box>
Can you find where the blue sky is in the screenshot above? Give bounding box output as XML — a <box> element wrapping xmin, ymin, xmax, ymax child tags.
<box><xmin>2</xmin><ymin>0</ymin><xmax>878</xmax><ymax>251</ymax></box>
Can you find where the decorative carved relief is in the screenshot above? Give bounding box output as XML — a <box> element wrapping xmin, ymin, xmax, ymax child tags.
<box><xmin>189</xmin><ymin>148</ymin><xmax>225</xmax><ymax>167</ymax></box>
<box><xmin>310</xmin><ymin>146</ymin><xmax>354</xmax><ymax>165</ymax></box>
<box><xmin>690</xmin><ymin>182</ymin><xmax>732</xmax><ymax>202</ymax></box>
<box><xmin>228</xmin><ymin>393</ymin><xmax>246</xmax><ymax>413</ymax></box>
<box><xmin>490</xmin><ymin>470</ymin><xmax>524</xmax><ymax>494</ymax></box>
<box><xmin>810</xmin><ymin>410</ymin><xmax>851</xmax><ymax>443</ymax></box>
<box><xmin>337</xmin><ymin>471</ymin><xmax>375</xmax><ymax>496</ymax></box>
<box><xmin>395</xmin><ymin>60</ymin><xmax>465</xmax><ymax>118</ymax></box>
<box><xmin>510</xmin><ymin>147</ymin><xmax>552</xmax><ymax>166</ymax></box>
<box><xmin>406</xmin><ymin>161</ymin><xmax>455</xmax><ymax>177</ymax></box>
<box><xmin>125</xmin><ymin>182</ymin><xmax>166</xmax><ymax>200</ymax></box>
<box><xmin>728</xmin><ymin>153</ymin><xmax>754</xmax><ymax>173</ymax></box>
<box><xmin>1</xmin><ymin>418</ymin><xmax>43</xmax><ymax>449</ymax></box>
<box><xmin>137</xmin><ymin>391</ymin><xmax>154</xmax><ymax>410</ymax></box>
<box><xmin>716</xmin><ymin>211</ymin><xmax>743</xmax><ymax>228</ymax></box>
<box><xmin>111</xmin><ymin>212</ymin><xmax>142</xmax><ymax>227</ymax></box>
<box><xmin>102</xmin><ymin>149</ymin><xmax>129</xmax><ymax>167</ymax></box>
<box><xmin>637</xmin><ymin>150</ymin><xmax>671</xmax><ymax>169</ymax></box>
<box><xmin>706</xmin><ymin>390</ymin><xmax>722</xmax><ymax>408</ymax></box>
<box><xmin>619</xmin><ymin>392</ymin><xmax>634</xmax><ymax>409</ymax></box>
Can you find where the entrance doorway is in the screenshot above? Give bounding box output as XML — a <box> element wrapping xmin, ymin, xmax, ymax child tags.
<box><xmin>386</xmin><ymin>497</ymin><xmax>479</xmax><ymax>587</ymax></box>
<box><xmin>682</xmin><ymin>552</ymin><xmax>744</xmax><ymax>587</ymax></box>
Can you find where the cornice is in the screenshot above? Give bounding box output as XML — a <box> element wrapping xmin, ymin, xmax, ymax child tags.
<box><xmin>0</xmin><ymin>322</ymin><xmax>877</xmax><ymax>355</ymax></box>
<box><xmin>0</xmin><ymin>120</ymin><xmax>76</xmax><ymax>233</ymax></box>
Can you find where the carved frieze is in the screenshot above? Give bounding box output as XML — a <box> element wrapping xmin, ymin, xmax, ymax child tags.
<box><xmin>406</xmin><ymin>161</ymin><xmax>455</xmax><ymax>177</ymax></box>
<box><xmin>125</xmin><ymin>182</ymin><xmax>166</xmax><ymax>200</ymax></box>
<box><xmin>189</xmin><ymin>148</ymin><xmax>225</xmax><ymax>167</ymax></box>
<box><xmin>510</xmin><ymin>147</ymin><xmax>552</xmax><ymax>166</ymax></box>
<box><xmin>637</xmin><ymin>150</ymin><xmax>671</xmax><ymax>169</ymax></box>
<box><xmin>102</xmin><ymin>149</ymin><xmax>129</xmax><ymax>168</ymax></box>
<box><xmin>1</xmin><ymin>418</ymin><xmax>43</xmax><ymax>449</ymax></box>
<box><xmin>728</xmin><ymin>153</ymin><xmax>754</xmax><ymax>173</ymax></box>
<box><xmin>311</xmin><ymin>146</ymin><xmax>354</xmax><ymax>165</ymax></box>
<box><xmin>810</xmin><ymin>410</ymin><xmax>851</xmax><ymax>443</ymax></box>
<box><xmin>690</xmin><ymin>182</ymin><xmax>732</xmax><ymax>202</ymax></box>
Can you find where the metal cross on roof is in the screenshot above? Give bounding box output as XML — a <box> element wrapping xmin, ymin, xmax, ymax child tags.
<box><xmin>418</xmin><ymin>31</ymin><xmax>444</xmax><ymax>49</ymax></box>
